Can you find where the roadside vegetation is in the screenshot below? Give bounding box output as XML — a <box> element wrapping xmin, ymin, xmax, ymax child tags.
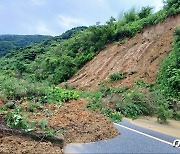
<box><xmin>0</xmin><ymin>0</ymin><xmax>179</xmax><ymax>140</ymax></box>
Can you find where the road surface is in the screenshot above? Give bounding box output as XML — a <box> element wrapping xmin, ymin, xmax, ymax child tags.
<box><xmin>64</xmin><ymin>120</ymin><xmax>180</xmax><ymax>153</ymax></box>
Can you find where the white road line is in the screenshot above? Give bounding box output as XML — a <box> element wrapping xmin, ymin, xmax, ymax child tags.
<box><xmin>114</xmin><ymin>123</ymin><xmax>173</xmax><ymax>146</ymax></box>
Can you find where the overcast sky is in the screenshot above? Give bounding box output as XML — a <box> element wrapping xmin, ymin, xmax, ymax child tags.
<box><xmin>0</xmin><ymin>0</ymin><xmax>164</xmax><ymax>36</ymax></box>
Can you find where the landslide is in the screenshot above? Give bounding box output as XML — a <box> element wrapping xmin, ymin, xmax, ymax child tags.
<box><xmin>0</xmin><ymin>99</ymin><xmax>119</xmax><ymax>154</ymax></box>
<box><xmin>67</xmin><ymin>14</ymin><xmax>180</xmax><ymax>90</ymax></box>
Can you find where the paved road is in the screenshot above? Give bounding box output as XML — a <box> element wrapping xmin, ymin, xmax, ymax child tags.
<box><xmin>64</xmin><ymin>120</ymin><xmax>180</xmax><ymax>153</ymax></box>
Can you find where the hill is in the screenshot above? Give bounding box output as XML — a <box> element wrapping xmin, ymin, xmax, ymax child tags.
<box><xmin>67</xmin><ymin>14</ymin><xmax>180</xmax><ymax>89</ymax></box>
<box><xmin>0</xmin><ymin>35</ymin><xmax>52</xmax><ymax>57</ymax></box>
<box><xmin>0</xmin><ymin>0</ymin><xmax>179</xmax><ymax>153</ymax></box>
<box><xmin>0</xmin><ymin>26</ymin><xmax>87</xmax><ymax>57</ymax></box>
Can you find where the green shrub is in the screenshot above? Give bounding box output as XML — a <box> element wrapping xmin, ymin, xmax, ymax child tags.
<box><xmin>118</xmin><ymin>90</ymin><xmax>154</xmax><ymax>119</ymax></box>
<box><xmin>86</xmin><ymin>91</ymin><xmax>104</xmax><ymax>111</ymax></box>
<box><xmin>138</xmin><ymin>6</ymin><xmax>153</xmax><ymax>19</ymax></box>
<box><xmin>80</xmin><ymin>90</ymin><xmax>122</xmax><ymax>122</ymax></box>
<box><xmin>5</xmin><ymin>107</ymin><xmax>34</xmax><ymax>132</ymax></box>
<box><xmin>121</xmin><ymin>104</ymin><xmax>147</xmax><ymax>119</ymax></box>
<box><xmin>135</xmin><ymin>78</ymin><xmax>149</xmax><ymax>88</ymax></box>
<box><xmin>0</xmin><ymin>75</ymin><xmax>50</xmax><ymax>100</ymax></box>
<box><xmin>157</xmin><ymin>27</ymin><xmax>180</xmax><ymax>100</ymax></box>
<box><xmin>100</xmin><ymin>86</ymin><xmax>129</xmax><ymax>97</ymax></box>
<box><xmin>124</xmin><ymin>8</ymin><xmax>137</xmax><ymax>23</ymax></box>
<box><xmin>27</xmin><ymin>102</ymin><xmax>44</xmax><ymax>112</ymax></box>
<box><xmin>0</xmin><ymin>101</ymin><xmax>15</xmax><ymax>111</ymax></box>
<box><xmin>101</xmin><ymin>108</ymin><xmax>122</xmax><ymax>122</ymax></box>
<box><xmin>109</xmin><ymin>72</ymin><xmax>126</xmax><ymax>82</ymax></box>
<box><xmin>157</xmin><ymin>103</ymin><xmax>173</xmax><ymax>124</ymax></box>
<box><xmin>175</xmin><ymin>111</ymin><xmax>180</xmax><ymax>120</ymax></box>
<box><xmin>48</xmin><ymin>87</ymin><xmax>79</xmax><ymax>103</ymax></box>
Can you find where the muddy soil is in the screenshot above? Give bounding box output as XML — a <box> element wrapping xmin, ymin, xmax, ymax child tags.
<box><xmin>0</xmin><ymin>99</ymin><xmax>119</xmax><ymax>154</ymax></box>
<box><xmin>31</xmin><ymin>99</ymin><xmax>120</xmax><ymax>144</ymax></box>
<box><xmin>0</xmin><ymin>134</ymin><xmax>63</xmax><ymax>154</ymax></box>
<box><xmin>51</xmin><ymin>99</ymin><xmax>119</xmax><ymax>143</ymax></box>
<box><xmin>67</xmin><ymin>14</ymin><xmax>180</xmax><ymax>90</ymax></box>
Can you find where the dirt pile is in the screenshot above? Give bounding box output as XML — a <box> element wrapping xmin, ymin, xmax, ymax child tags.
<box><xmin>0</xmin><ymin>135</ymin><xmax>62</xmax><ymax>154</ymax></box>
<box><xmin>0</xmin><ymin>99</ymin><xmax>119</xmax><ymax>153</ymax></box>
<box><xmin>67</xmin><ymin>15</ymin><xmax>180</xmax><ymax>90</ymax></box>
<box><xmin>48</xmin><ymin>99</ymin><xmax>119</xmax><ymax>144</ymax></box>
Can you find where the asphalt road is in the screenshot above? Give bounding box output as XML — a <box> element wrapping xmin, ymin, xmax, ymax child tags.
<box><xmin>64</xmin><ymin>120</ymin><xmax>180</xmax><ymax>153</ymax></box>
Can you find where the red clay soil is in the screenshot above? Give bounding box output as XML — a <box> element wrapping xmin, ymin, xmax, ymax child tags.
<box><xmin>67</xmin><ymin>14</ymin><xmax>180</xmax><ymax>90</ymax></box>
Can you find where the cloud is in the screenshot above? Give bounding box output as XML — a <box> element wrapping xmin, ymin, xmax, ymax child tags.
<box><xmin>56</xmin><ymin>15</ymin><xmax>87</xmax><ymax>29</ymax></box>
<box><xmin>23</xmin><ymin>20</ymin><xmax>55</xmax><ymax>36</ymax></box>
<box><xmin>36</xmin><ymin>21</ymin><xmax>55</xmax><ymax>35</ymax></box>
<box><xmin>29</xmin><ymin>0</ymin><xmax>47</xmax><ymax>6</ymax></box>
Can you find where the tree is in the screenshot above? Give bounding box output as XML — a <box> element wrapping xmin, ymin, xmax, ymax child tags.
<box><xmin>138</xmin><ymin>6</ymin><xmax>153</xmax><ymax>19</ymax></box>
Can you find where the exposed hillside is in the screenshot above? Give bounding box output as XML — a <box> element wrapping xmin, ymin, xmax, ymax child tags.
<box><xmin>0</xmin><ymin>35</ymin><xmax>52</xmax><ymax>57</ymax></box>
<box><xmin>0</xmin><ymin>1</ymin><xmax>179</xmax><ymax>153</ymax></box>
<box><xmin>67</xmin><ymin>15</ymin><xmax>180</xmax><ymax>89</ymax></box>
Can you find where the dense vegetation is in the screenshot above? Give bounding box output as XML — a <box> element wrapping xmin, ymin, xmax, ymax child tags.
<box><xmin>0</xmin><ymin>35</ymin><xmax>52</xmax><ymax>57</ymax></box>
<box><xmin>0</xmin><ymin>26</ymin><xmax>87</xmax><ymax>58</ymax></box>
<box><xmin>0</xmin><ymin>0</ymin><xmax>179</xmax><ymax>133</ymax></box>
<box><xmin>157</xmin><ymin>27</ymin><xmax>180</xmax><ymax>121</ymax></box>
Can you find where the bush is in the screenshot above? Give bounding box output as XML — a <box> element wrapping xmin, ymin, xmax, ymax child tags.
<box><xmin>109</xmin><ymin>72</ymin><xmax>126</xmax><ymax>82</ymax></box>
<box><xmin>5</xmin><ymin>107</ymin><xmax>34</xmax><ymax>132</ymax></box>
<box><xmin>138</xmin><ymin>6</ymin><xmax>153</xmax><ymax>19</ymax></box>
<box><xmin>27</xmin><ymin>102</ymin><xmax>44</xmax><ymax>112</ymax></box>
<box><xmin>121</xmin><ymin>104</ymin><xmax>148</xmax><ymax>119</ymax></box>
<box><xmin>47</xmin><ymin>87</ymin><xmax>79</xmax><ymax>103</ymax></box>
<box><xmin>157</xmin><ymin>27</ymin><xmax>180</xmax><ymax>100</ymax></box>
<box><xmin>80</xmin><ymin>90</ymin><xmax>122</xmax><ymax>122</ymax></box>
<box><xmin>101</xmin><ymin>108</ymin><xmax>122</xmax><ymax>122</ymax></box>
<box><xmin>157</xmin><ymin>103</ymin><xmax>173</xmax><ymax>124</ymax></box>
<box><xmin>124</xmin><ymin>8</ymin><xmax>137</xmax><ymax>23</ymax></box>
<box><xmin>118</xmin><ymin>89</ymin><xmax>154</xmax><ymax>119</ymax></box>
<box><xmin>0</xmin><ymin>75</ymin><xmax>50</xmax><ymax>100</ymax></box>
<box><xmin>0</xmin><ymin>101</ymin><xmax>15</xmax><ymax>111</ymax></box>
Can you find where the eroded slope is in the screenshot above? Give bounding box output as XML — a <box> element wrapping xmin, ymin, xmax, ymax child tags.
<box><xmin>67</xmin><ymin>15</ymin><xmax>180</xmax><ymax>89</ymax></box>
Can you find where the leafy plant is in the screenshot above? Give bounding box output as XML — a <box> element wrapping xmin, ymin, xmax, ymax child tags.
<box><xmin>109</xmin><ymin>72</ymin><xmax>126</xmax><ymax>82</ymax></box>
<box><xmin>1</xmin><ymin>101</ymin><xmax>15</xmax><ymax>111</ymax></box>
<box><xmin>157</xmin><ymin>27</ymin><xmax>180</xmax><ymax>100</ymax></box>
<box><xmin>5</xmin><ymin>107</ymin><xmax>33</xmax><ymax>132</ymax></box>
<box><xmin>48</xmin><ymin>87</ymin><xmax>79</xmax><ymax>103</ymax></box>
<box><xmin>135</xmin><ymin>78</ymin><xmax>149</xmax><ymax>88</ymax></box>
<box><xmin>124</xmin><ymin>8</ymin><xmax>137</xmax><ymax>23</ymax></box>
<box><xmin>101</xmin><ymin>108</ymin><xmax>122</xmax><ymax>122</ymax></box>
<box><xmin>138</xmin><ymin>6</ymin><xmax>153</xmax><ymax>19</ymax></box>
<box><xmin>27</xmin><ymin>102</ymin><xmax>44</xmax><ymax>112</ymax></box>
<box><xmin>157</xmin><ymin>103</ymin><xmax>173</xmax><ymax>124</ymax></box>
<box><xmin>119</xmin><ymin>89</ymin><xmax>153</xmax><ymax>119</ymax></box>
<box><xmin>39</xmin><ymin>119</ymin><xmax>48</xmax><ymax>131</ymax></box>
<box><xmin>121</xmin><ymin>104</ymin><xmax>146</xmax><ymax>119</ymax></box>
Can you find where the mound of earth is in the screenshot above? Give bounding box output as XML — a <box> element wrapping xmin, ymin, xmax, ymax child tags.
<box><xmin>30</xmin><ymin>99</ymin><xmax>119</xmax><ymax>144</ymax></box>
<box><xmin>48</xmin><ymin>99</ymin><xmax>119</xmax><ymax>143</ymax></box>
<box><xmin>67</xmin><ymin>14</ymin><xmax>180</xmax><ymax>90</ymax></box>
<box><xmin>0</xmin><ymin>99</ymin><xmax>119</xmax><ymax>153</ymax></box>
<box><xmin>0</xmin><ymin>134</ymin><xmax>62</xmax><ymax>154</ymax></box>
